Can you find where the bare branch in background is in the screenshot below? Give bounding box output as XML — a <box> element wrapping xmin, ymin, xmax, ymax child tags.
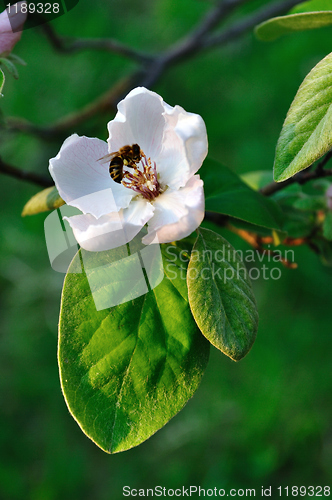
<box><xmin>6</xmin><ymin>74</ymin><xmax>140</xmax><ymax>139</ymax></box>
<box><xmin>4</xmin><ymin>0</ymin><xmax>304</xmax><ymax>138</ymax></box>
<box><xmin>159</xmin><ymin>0</ymin><xmax>250</xmax><ymax>65</ymax></box>
<box><xmin>0</xmin><ymin>0</ymin><xmax>306</xmax><ymax>189</ymax></box>
<box><xmin>204</xmin><ymin>0</ymin><xmax>305</xmax><ymax>49</ymax></box>
<box><xmin>142</xmin><ymin>0</ymin><xmax>304</xmax><ymax>87</ymax></box>
<box><xmin>0</xmin><ymin>157</ymin><xmax>52</xmax><ymax>187</ymax></box>
<box><xmin>40</xmin><ymin>21</ymin><xmax>154</xmax><ymax>64</ymax></box>
<box><xmin>41</xmin><ymin>0</ymin><xmax>249</xmax><ymax>64</ymax></box>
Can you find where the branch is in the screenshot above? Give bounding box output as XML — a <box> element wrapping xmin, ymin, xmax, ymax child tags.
<box><xmin>0</xmin><ymin>157</ymin><xmax>53</xmax><ymax>187</ymax></box>
<box><xmin>6</xmin><ymin>0</ymin><xmax>305</xmax><ymax>138</ymax></box>
<box><xmin>203</xmin><ymin>0</ymin><xmax>304</xmax><ymax>49</ymax></box>
<box><xmin>226</xmin><ymin>222</ymin><xmax>299</xmax><ymax>268</ymax></box>
<box><xmin>138</xmin><ymin>0</ymin><xmax>304</xmax><ymax>88</ymax></box>
<box><xmin>40</xmin><ymin>22</ymin><xmax>153</xmax><ymax>64</ymax></box>
<box><xmin>5</xmin><ymin>74</ymin><xmax>140</xmax><ymax>139</ymax></box>
<box><xmin>260</xmin><ymin>151</ymin><xmax>332</xmax><ymax>196</ymax></box>
<box><xmin>160</xmin><ymin>0</ymin><xmax>250</xmax><ymax>65</ymax></box>
<box><xmin>6</xmin><ymin>0</ymin><xmax>253</xmax><ymax>137</ymax></box>
<box><xmin>42</xmin><ymin>0</ymin><xmax>249</xmax><ymax>67</ymax></box>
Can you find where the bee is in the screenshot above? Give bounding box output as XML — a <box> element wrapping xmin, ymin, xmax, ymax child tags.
<box><xmin>98</xmin><ymin>144</ymin><xmax>143</xmax><ymax>183</ymax></box>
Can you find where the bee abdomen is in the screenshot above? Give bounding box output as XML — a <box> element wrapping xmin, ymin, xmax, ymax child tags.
<box><xmin>109</xmin><ymin>156</ymin><xmax>123</xmax><ymax>183</ymax></box>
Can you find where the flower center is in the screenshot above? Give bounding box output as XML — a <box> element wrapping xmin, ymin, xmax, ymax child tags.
<box><xmin>121</xmin><ymin>153</ymin><xmax>162</xmax><ymax>202</ymax></box>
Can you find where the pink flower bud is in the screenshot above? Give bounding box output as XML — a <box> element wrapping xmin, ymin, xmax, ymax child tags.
<box><xmin>326</xmin><ymin>185</ymin><xmax>332</xmax><ymax>210</ymax></box>
<box><xmin>0</xmin><ymin>2</ymin><xmax>27</xmax><ymax>56</ymax></box>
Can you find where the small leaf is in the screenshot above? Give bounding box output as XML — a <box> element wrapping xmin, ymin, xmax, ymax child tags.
<box><xmin>323</xmin><ymin>210</ymin><xmax>332</xmax><ymax>239</ymax></box>
<box><xmin>201</xmin><ymin>158</ymin><xmax>284</xmax><ymax>230</ymax></box>
<box><xmin>279</xmin><ymin>204</ymin><xmax>316</xmax><ymax>237</ymax></box>
<box><xmin>293</xmin><ymin>193</ymin><xmax>326</xmax><ymax>211</ymax></box>
<box><xmin>0</xmin><ymin>58</ymin><xmax>19</xmax><ymax>79</ymax></box>
<box><xmin>22</xmin><ymin>186</ymin><xmax>65</xmax><ymax>216</ymax></box>
<box><xmin>274</xmin><ymin>52</ymin><xmax>332</xmax><ymax>182</ymax></box>
<box><xmin>187</xmin><ymin>228</ymin><xmax>258</xmax><ymax>361</ymax></box>
<box><xmin>59</xmin><ymin>243</ymin><xmax>210</xmax><ymax>453</ymax></box>
<box><xmin>291</xmin><ymin>0</ymin><xmax>332</xmax><ymax>14</ymax></box>
<box><xmin>0</xmin><ymin>68</ymin><xmax>4</xmax><ymax>96</ymax></box>
<box><xmin>255</xmin><ymin>11</ymin><xmax>332</xmax><ymax>42</ymax></box>
<box><xmin>272</xmin><ymin>230</ymin><xmax>282</xmax><ymax>246</ymax></box>
<box><xmin>7</xmin><ymin>53</ymin><xmax>27</xmax><ymax>66</ymax></box>
<box><xmin>311</xmin><ymin>178</ymin><xmax>332</xmax><ymax>191</ymax></box>
<box><xmin>311</xmin><ymin>236</ymin><xmax>332</xmax><ymax>264</ymax></box>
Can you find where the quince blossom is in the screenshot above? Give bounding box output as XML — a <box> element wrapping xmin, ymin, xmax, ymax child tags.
<box><xmin>0</xmin><ymin>2</ymin><xmax>27</xmax><ymax>56</ymax></box>
<box><xmin>49</xmin><ymin>87</ymin><xmax>208</xmax><ymax>251</ymax></box>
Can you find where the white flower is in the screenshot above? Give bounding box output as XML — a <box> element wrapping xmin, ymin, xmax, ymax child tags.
<box><xmin>49</xmin><ymin>87</ymin><xmax>208</xmax><ymax>252</ymax></box>
<box><xmin>0</xmin><ymin>2</ymin><xmax>27</xmax><ymax>56</ymax></box>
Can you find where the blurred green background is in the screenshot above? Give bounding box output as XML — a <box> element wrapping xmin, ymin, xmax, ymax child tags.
<box><xmin>0</xmin><ymin>0</ymin><xmax>332</xmax><ymax>498</ymax></box>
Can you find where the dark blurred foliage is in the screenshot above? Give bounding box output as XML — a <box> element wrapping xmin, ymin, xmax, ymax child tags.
<box><xmin>0</xmin><ymin>0</ymin><xmax>332</xmax><ymax>498</ymax></box>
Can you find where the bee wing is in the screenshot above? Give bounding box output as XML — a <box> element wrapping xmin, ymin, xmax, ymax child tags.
<box><xmin>97</xmin><ymin>152</ymin><xmax>118</xmax><ymax>164</ymax></box>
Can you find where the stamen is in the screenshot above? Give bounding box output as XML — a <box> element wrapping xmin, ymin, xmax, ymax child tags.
<box><xmin>121</xmin><ymin>155</ymin><xmax>162</xmax><ymax>202</ymax></box>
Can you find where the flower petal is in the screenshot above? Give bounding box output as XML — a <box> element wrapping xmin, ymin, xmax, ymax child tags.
<box><xmin>156</xmin><ymin>104</ymin><xmax>208</xmax><ymax>189</ymax></box>
<box><xmin>143</xmin><ymin>175</ymin><xmax>204</xmax><ymax>244</ymax></box>
<box><xmin>107</xmin><ymin>87</ymin><xmax>166</xmax><ymax>160</ymax></box>
<box><xmin>0</xmin><ymin>2</ymin><xmax>27</xmax><ymax>56</ymax></box>
<box><xmin>49</xmin><ymin>134</ymin><xmax>134</xmax><ymax>218</ymax></box>
<box><xmin>65</xmin><ymin>198</ymin><xmax>154</xmax><ymax>252</ymax></box>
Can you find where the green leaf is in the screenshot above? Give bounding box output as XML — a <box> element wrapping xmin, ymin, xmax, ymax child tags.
<box><xmin>0</xmin><ymin>68</ymin><xmax>4</xmax><ymax>96</ymax></box>
<box><xmin>291</xmin><ymin>0</ymin><xmax>332</xmax><ymax>14</ymax></box>
<box><xmin>311</xmin><ymin>236</ymin><xmax>332</xmax><ymax>265</ymax></box>
<box><xmin>274</xmin><ymin>52</ymin><xmax>332</xmax><ymax>182</ymax></box>
<box><xmin>279</xmin><ymin>205</ymin><xmax>316</xmax><ymax>237</ymax></box>
<box><xmin>7</xmin><ymin>53</ymin><xmax>27</xmax><ymax>66</ymax></box>
<box><xmin>201</xmin><ymin>158</ymin><xmax>284</xmax><ymax>230</ymax></box>
<box><xmin>22</xmin><ymin>186</ymin><xmax>65</xmax><ymax>216</ymax></box>
<box><xmin>187</xmin><ymin>228</ymin><xmax>258</xmax><ymax>361</ymax></box>
<box><xmin>59</xmin><ymin>243</ymin><xmax>210</xmax><ymax>453</ymax></box>
<box><xmin>272</xmin><ymin>186</ymin><xmax>318</xmax><ymax>236</ymax></box>
<box><xmin>241</xmin><ymin>170</ymin><xmax>273</xmax><ymax>191</ymax></box>
<box><xmin>0</xmin><ymin>57</ymin><xmax>19</xmax><ymax>79</ymax></box>
<box><xmin>293</xmin><ymin>193</ymin><xmax>326</xmax><ymax>211</ymax></box>
<box><xmin>311</xmin><ymin>178</ymin><xmax>332</xmax><ymax>191</ymax></box>
<box><xmin>323</xmin><ymin>210</ymin><xmax>332</xmax><ymax>239</ymax></box>
<box><xmin>255</xmin><ymin>11</ymin><xmax>332</xmax><ymax>42</ymax></box>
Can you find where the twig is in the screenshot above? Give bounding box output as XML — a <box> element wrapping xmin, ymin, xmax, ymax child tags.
<box><xmin>0</xmin><ymin>0</ymin><xmax>310</xmax><ymax>199</ymax></box>
<box><xmin>6</xmin><ymin>74</ymin><xmax>140</xmax><ymax>138</ymax></box>
<box><xmin>260</xmin><ymin>154</ymin><xmax>332</xmax><ymax>196</ymax></box>
<box><xmin>204</xmin><ymin>211</ymin><xmax>229</xmax><ymax>227</ymax></box>
<box><xmin>226</xmin><ymin>222</ymin><xmax>298</xmax><ymax>268</ymax></box>
<box><xmin>160</xmin><ymin>0</ymin><xmax>250</xmax><ymax>65</ymax></box>
<box><xmin>315</xmin><ymin>149</ymin><xmax>332</xmax><ymax>174</ymax></box>
<box><xmin>6</xmin><ymin>0</ymin><xmax>251</xmax><ymax>136</ymax></box>
<box><xmin>110</xmin><ymin>0</ymin><xmax>304</xmax><ymax>90</ymax></box>
<box><xmin>6</xmin><ymin>0</ymin><xmax>305</xmax><ymax>137</ymax></box>
<box><xmin>0</xmin><ymin>157</ymin><xmax>52</xmax><ymax>187</ymax></box>
<box><xmin>203</xmin><ymin>0</ymin><xmax>305</xmax><ymax>49</ymax></box>
<box><xmin>40</xmin><ymin>22</ymin><xmax>153</xmax><ymax>64</ymax></box>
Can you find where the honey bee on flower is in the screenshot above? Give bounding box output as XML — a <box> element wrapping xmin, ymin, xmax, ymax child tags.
<box><xmin>49</xmin><ymin>87</ymin><xmax>208</xmax><ymax>251</ymax></box>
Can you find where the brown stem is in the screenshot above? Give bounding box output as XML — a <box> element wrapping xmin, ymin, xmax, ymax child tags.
<box><xmin>0</xmin><ymin>157</ymin><xmax>52</xmax><ymax>187</ymax></box>
<box><xmin>6</xmin><ymin>74</ymin><xmax>140</xmax><ymax>139</ymax></box>
<box><xmin>204</xmin><ymin>0</ymin><xmax>305</xmax><ymax>49</ymax></box>
<box><xmin>226</xmin><ymin>222</ymin><xmax>299</xmax><ymax>268</ymax></box>
<box><xmin>5</xmin><ymin>0</ymin><xmax>305</xmax><ymax>138</ymax></box>
<box><xmin>260</xmin><ymin>164</ymin><xmax>332</xmax><ymax>196</ymax></box>
<box><xmin>40</xmin><ymin>22</ymin><xmax>153</xmax><ymax>63</ymax></box>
